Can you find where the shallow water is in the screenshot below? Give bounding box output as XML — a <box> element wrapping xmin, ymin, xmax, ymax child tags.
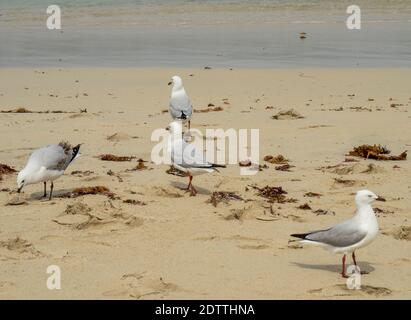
<box><xmin>0</xmin><ymin>0</ymin><xmax>410</xmax><ymax>67</ymax></box>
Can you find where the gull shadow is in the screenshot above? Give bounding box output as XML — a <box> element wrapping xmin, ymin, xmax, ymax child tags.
<box><xmin>292</xmin><ymin>262</ymin><xmax>375</xmax><ymax>274</ymax></box>
<box><xmin>29</xmin><ymin>188</ymin><xmax>72</xmax><ymax>200</ymax></box>
<box><xmin>170</xmin><ymin>181</ymin><xmax>211</xmax><ymax>196</ymax></box>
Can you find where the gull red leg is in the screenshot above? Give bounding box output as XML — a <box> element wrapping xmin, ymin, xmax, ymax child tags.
<box><xmin>186</xmin><ymin>175</ymin><xmax>193</xmax><ymax>191</ymax></box>
<box><xmin>341</xmin><ymin>254</ymin><xmax>348</xmax><ymax>278</ymax></box>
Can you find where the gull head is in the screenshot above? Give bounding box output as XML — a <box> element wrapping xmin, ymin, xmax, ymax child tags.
<box><xmin>166</xmin><ymin>121</ymin><xmax>183</xmax><ymax>135</ymax></box>
<box><xmin>355</xmin><ymin>189</ymin><xmax>385</xmax><ymax>206</ymax></box>
<box><xmin>16</xmin><ymin>170</ymin><xmax>28</xmax><ymax>193</ymax></box>
<box><xmin>168</xmin><ymin>75</ymin><xmax>183</xmax><ymax>90</ymax></box>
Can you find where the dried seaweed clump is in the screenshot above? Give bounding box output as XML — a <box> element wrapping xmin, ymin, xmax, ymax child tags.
<box><xmin>249</xmin><ymin>185</ymin><xmax>297</xmax><ymax>203</ymax></box>
<box><xmin>264</xmin><ymin>155</ymin><xmax>289</xmax><ymax>164</ymax></box>
<box><xmin>59</xmin><ymin>186</ymin><xmax>116</xmax><ymax>199</ymax></box>
<box><xmin>207</xmin><ymin>191</ymin><xmax>244</xmax><ymax>207</ymax></box>
<box><xmin>123</xmin><ymin>199</ymin><xmax>147</xmax><ymax>206</ymax></box>
<box><xmin>99</xmin><ymin>154</ymin><xmax>134</xmax><ymax>162</ymax></box>
<box><xmin>0</xmin><ymin>163</ymin><xmax>16</xmax><ymax>175</ymax></box>
<box><xmin>194</xmin><ymin>106</ymin><xmax>224</xmax><ymax>113</ymax></box>
<box><xmin>348</xmin><ymin>144</ymin><xmax>407</xmax><ymax>161</ymax></box>
<box><xmin>272</xmin><ymin>109</ymin><xmax>304</xmax><ymax>120</ymax></box>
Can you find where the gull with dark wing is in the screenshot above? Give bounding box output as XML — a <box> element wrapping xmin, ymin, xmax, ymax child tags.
<box><xmin>17</xmin><ymin>141</ymin><xmax>81</xmax><ymax>200</ymax></box>
<box><xmin>291</xmin><ymin>190</ymin><xmax>385</xmax><ymax>277</ymax></box>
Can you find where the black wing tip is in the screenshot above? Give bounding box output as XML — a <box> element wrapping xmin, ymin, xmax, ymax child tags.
<box><xmin>211</xmin><ymin>164</ymin><xmax>226</xmax><ymax>168</ymax></box>
<box><xmin>70</xmin><ymin>144</ymin><xmax>81</xmax><ymax>162</ymax></box>
<box><xmin>290</xmin><ymin>233</ymin><xmax>309</xmax><ymax>240</ymax></box>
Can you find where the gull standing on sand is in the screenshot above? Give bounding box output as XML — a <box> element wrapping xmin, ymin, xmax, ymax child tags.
<box><xmin>291</xmin><ymin>189</ymin><xmax>384</xmax><ymax>278</ymax></box>
<box><xmin>168</xmin><ymin>76</ymin><xmax>193</xmax><ymax>130</ymax></box>
<box><xmin>17</xmin><ymin>142</ymin><xmax>81</xmax><ymax>200</ymax></box>
<box><xmin>166</xmin><ymin>121</ymin><xmax>225</xmax><ymax>196</ymax></box>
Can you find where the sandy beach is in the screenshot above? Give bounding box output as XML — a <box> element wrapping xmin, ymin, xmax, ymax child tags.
<box><xmin>0</xmin><ymin>68</ymin><xmax>410</xmax><ymax>299</ymax></box>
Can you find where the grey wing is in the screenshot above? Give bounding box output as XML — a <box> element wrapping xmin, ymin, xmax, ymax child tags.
<box><xmin>31</xmin><ymin>145</ymin><xmax>72</xmax><ymax>171</ymax></box>
<box><xmin>172</xmin><ymin>140</ymin><xmax>212</xmax><ymax>169</ymax></box>
<box><xmin>169</xmin><ymin>94</ymin><xmax>193</xmax><ymax>120</ymax></box>
<box><xmin>306</xmin><ymin>219</ymin><xmax>367</xmax><ymax>247</ymax></box>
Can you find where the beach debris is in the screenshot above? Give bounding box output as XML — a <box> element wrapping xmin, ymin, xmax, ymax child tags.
<box><xmin>98</xmin><ymin>154</ymin><xmax>135</xmax><ymax>162</ymax></box>
<box><xmin>123</xmin><ymin>199</ymin><xmax>146</xmax><ymax>206</ymax></box>
<box><xmin>350</xmin><ymin>106</ymin><xmax>372</xmax><ymax>112</ymax></box>
<box><xmin>347</xmin><ymin>144</ymin><xmax>407</xmax><ymax>161</ymax></box>
<box><xmin>71</xmin><ymin>170</ymin><xmax>94</xmax><ymax>177</ymax></box>
<box><xmin>385</xmin><ymin>226</ymin><xmax>411</xmax><ymax>241</ymax></box>
<box><xmin>272</xmin><ymin>109</ymin><xmax>304</xmax><ymax>120</ymax></box>
<box><xmin>166</xmin><ymin>165</ymin><xmax>186</xmax><ymax>177</ymax></box>
<box><xmin>207</xmin><ymin>191</ymin><xmax>244</xmax><ymax>207</ymax></box>
<box><xmin>374</xmin><ymin>207</ymin><xmax>394</xmax><ymax>216</ymax></box>
<box><xmin>224</xmin><ymin>208</ymin><xmax>247</xmax><ymax>221</ymax></box>
<box><xmin>204</xmin><ymin>66</ymin><xmax>212</xmax><ymax>70</ymax></box>
<box><xmin>313</xmin><ymin>209</ymin><xmax>336</xmax><ymax>216</ymax></box>
<box><xmin>264</xmin><ymin>154</ymin><xmax>289</xmax><ymax>164</ymax></box>
<box><xmin>334</xmin><ymin>177</ymin><xmax>357</xmax><ymax>187</ymax></box>
<box><xmin>275</xmin><ymin>164</ymin><xmax>294</xmax><ymax>171</ymax></box>
<box><xmin>106</xmin><ymin>132</ymin><xmax>131</xmax><ymax>142</ymax></box>
<box><xmin>248</xmin><ymin>185</ymin><xmax>297</xmax><ymax>203</ymax></box>
<box><xmin>297</xmin><ymin>203</ymin><xmax>312</xmax><ymax>210</ymax></box>
<box><xmin>0</xmin><ymin>107</ymin><xmax>82</xmax><ymax>114</ymax></box>
<box><xmin>194</xmin><ymin>106</ymin><xmax>223</xmax><ymax>113</ymax></box>
<box><xmin>107</xmin><ymin>170</ymin><xmax>123</xmax><ymax>182</ymax></box>
<box><xmin>57</xmin><ymin>186</ymin><xmax>116</xmax><ymax>199</ymax></box>
<box><xmin>304</xmin><ymin>192</ymin><xmax>322</xmax><ymax>198</ymax></box>
<box><xmin>299</xmin><ymin>32</ymin><xmax>307</xmax><ymax>39</ymax></box>
<box><xmin>134</xmin><ymin>159</ymin><xmax>148</xmax><ymax>171</ymax></box>
<box><xmin>0</xmin><ymin>163</ymin><xmax>16</xmax><ymax>180</ymax></box>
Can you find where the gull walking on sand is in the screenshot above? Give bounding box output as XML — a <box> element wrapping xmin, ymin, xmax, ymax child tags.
<box><xmin>166</xmin><ymin>121</ymin><xmax>225</xmax><ymax>196</ymax></box>
<box><xmin>168</xmin><ymin>76</ymin><xmax>193</xmax><ymax>130</ymax></box>
<box><xmin>17</xmin><ymin>141</ymin><xmax>81</xmax><ymax>200</ymax></box>
<box><xmin>291</xmin><ymin>189</ymin><xmax>385</xmax><ymax>278</ymax></box>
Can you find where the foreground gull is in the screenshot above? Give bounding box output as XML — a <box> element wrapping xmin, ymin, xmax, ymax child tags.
<box><xmin>166</xmin><ymin>121</ymin><xmax>225</xmax><ymax>196</ymax></box>
<box><xmin>291</xmin><ymin>189</ymin><xmax>384</xmax><ymax>278</ymax></box>
<box><xmin>168</xmin><ymin>76</ymin><xmax>193</xmax><ymax>130</ymax></box>
<box><xmin>17</xmin><ymin>141</ymin><xmax>81</xmax><ymax>200</ymax></box>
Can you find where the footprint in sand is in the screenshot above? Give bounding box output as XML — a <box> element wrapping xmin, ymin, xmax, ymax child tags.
<box><xmin>308</xmin><ymin>284</ymin><xmax>392</xmax><ymax>298</ymax></box>
<box><xmin>0</xmin><ymin>237</ymin><xmax>44</xmax><ymax>260</ymax></box>
<box><xmin>102</xmin><ymin>272</ymin><xmax>179</xmax><ymax>299</ymax></box>
<box><xmin>52</xmin><ymin>201</ymin><xmax>144</xmax><ymax>230</ymax></box>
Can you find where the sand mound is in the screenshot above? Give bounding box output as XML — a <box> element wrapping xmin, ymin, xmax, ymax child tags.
<box><xmin>320</xmin><ymin>163</ymin><xmax>384</xmax><ymax>175</ymax></box>
<box><xmin>0</xmin><ymin>237</ymin><xmax>43</xmax><ymax>259</ymax></box>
